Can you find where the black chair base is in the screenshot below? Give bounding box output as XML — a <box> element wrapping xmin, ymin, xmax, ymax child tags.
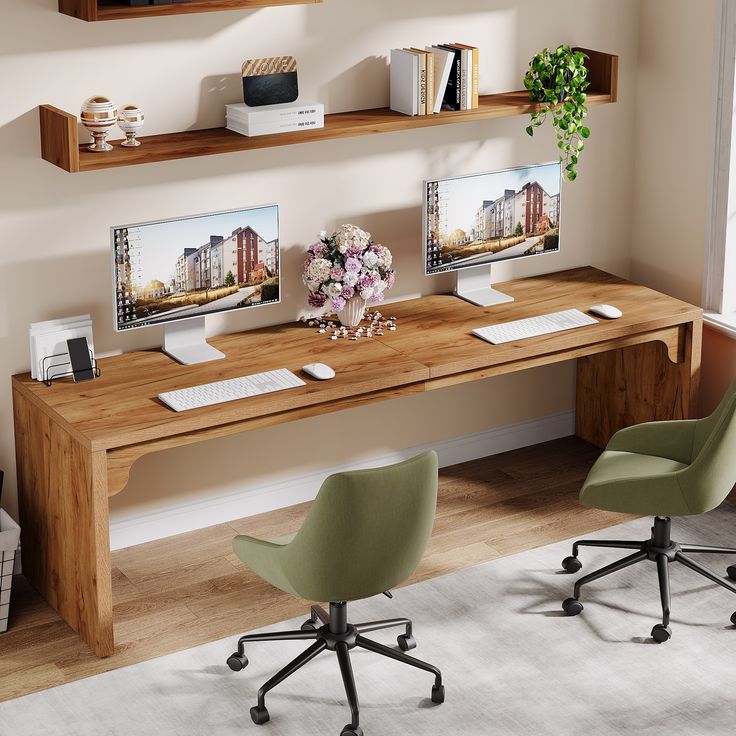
<box><xmin>227</xmin><ymin>601</ymin><xmax>443</xmax><ymax>735</ymax></box>
<box><xmin>561</xmin><ymin>516</ymin><xmax>736</xmax><ymax>642</ymax></box>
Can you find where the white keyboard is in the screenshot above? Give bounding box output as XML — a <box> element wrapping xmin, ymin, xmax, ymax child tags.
<box><xmin>472</xmin><ymin>309</ymin><xmax>598</xmax><ymax>345</ymax></box>
<box><xmin>159</xmin><ymin>368</ymin><xmax>306</xmax><ymax>412</ymax></box>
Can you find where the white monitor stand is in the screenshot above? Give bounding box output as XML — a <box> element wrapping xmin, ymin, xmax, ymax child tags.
<box><xmin>162</xmin><ymin>317</ymin><xmax>225</xmax><ymax>365</ymax></box>
<box><xmin>454</xmin><ymin>264</ymin><xmax>514</xmax><ymax>307</ymax></box>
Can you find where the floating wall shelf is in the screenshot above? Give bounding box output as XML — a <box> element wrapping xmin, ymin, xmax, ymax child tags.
<box><xmin>39</xmin><ymin>48</ymin><xmax>617</xmax><ymax>174</ymax></box>
<box><xmin>60</xmin><ymin>0</ymin><xmax>322</xmax><ymax>22</ymax></box>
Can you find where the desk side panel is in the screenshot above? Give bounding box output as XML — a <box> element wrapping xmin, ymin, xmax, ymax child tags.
<box><xmin>13</xmin><ymin>389</ymin><xmax>114</xmax><ymax>656</ymax></box>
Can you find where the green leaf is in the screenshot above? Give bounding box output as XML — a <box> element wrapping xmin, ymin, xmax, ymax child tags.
<box><xmin>526</xmin><ymin>125</ymin><xmax>534</xmax><ymax>136</ymax></box>
<box><xmin>580</xmin><ymin>126</ymin><xmax>591</xmax><ymax>139</ymax></box>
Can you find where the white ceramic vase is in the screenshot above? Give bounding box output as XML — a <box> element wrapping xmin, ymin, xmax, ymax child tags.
<box><xmin>80</xmin><ymin>96</ymin><xmax>118</xmax><ymax>152</ymax></box>
<box><xmin>117</xmin><ymin>104</ymin><xmax>145</xmax><ymax>147</ymax></box>
<box><xmin>339</xmin><ymin>296</ymin><xmax>367</xmax><ymax>328</ymax></box>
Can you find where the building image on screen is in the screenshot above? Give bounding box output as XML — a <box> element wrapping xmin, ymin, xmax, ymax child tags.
<box><xmin>425</xmin><ymin>162</ymin><xmax>561</xmax><ymax>275</ymax></box>
<box><xmin>113</xmin><ymin>205</ymin><xmax>280</xmax><ymax>331</ymax></box>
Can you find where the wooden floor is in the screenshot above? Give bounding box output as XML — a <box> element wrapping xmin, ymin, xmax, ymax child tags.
<box><xmin>0</xmin><ymin>437</ymin><xmax>630</xmax><ymax>702</ymax></box>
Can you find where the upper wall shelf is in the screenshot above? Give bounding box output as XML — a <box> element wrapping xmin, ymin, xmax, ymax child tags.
<box><xmin>60</xmin><ymin>0</ymin><xmax>322</xmax><ymax>22</ymax></box>
<box><xmin>39</xmin><ymin>48</ymin><xmax>618</xmax><ymax>174</ymax></box>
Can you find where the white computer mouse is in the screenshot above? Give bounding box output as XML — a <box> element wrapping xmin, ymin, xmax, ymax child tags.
<box><xmin>590</xmin><ymin>304</ymin><xmax>623</xmax><ymax>319</ymax></box>
<box><xmin>302</xmin><ymin>363</ymin><xmax>336</xmax><ymax>380</ymax></box>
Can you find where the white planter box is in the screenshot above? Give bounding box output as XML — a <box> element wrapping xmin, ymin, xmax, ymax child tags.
<box><xmin>0</xmin><ymin>509</ymin><xmax>20</xmax><ymax>634</ymax></box>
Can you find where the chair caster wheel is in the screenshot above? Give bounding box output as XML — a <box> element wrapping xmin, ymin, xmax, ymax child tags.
<box><xmin>651</xmin><ymin>624</ymin><xmax>672</xmax><ymax>643</ymax></box>
<box><xmin>340</xmin><ymin>726</ymin><xmax>363</xmax><ymax>736</ymax></box>
<box><xmin>300</xmin><ymin>619</ymin><xmax>318</xmax><ymax>631</ymax></box>
<box><xmin>730</xmin><ymin>611</ymin><xmax>736</xmax><ymax>626</ymax></box>
<box><xmin>562</xmin><ymin>597</ymin><xmax>583</xmax><ymax>616</ymax></box>
<box><xmin>727</xmin><ymin>564</ymin><xmax>736</xmax><ymax>582</ymax></box>
<box><xmin>250</xmin><ymin>706</ymin><xmax>270</xmax><ymax>725</ymax></box>
<box><xmin>431</xmin><ymin>684</ymin><xmax>445</xmax><ymax>704</ymax></box>
<box><xmin>226</xmin><ymin>652</ymin><xmax>248</xmax><ymax>671</ymax></box>
<box><xmin>561</xmin><ymin>556</ymin><xmax>582</xmax><ymax>574</ymax></box>
<box><xmin>397</xmin><ymin>633</ymin><xmax>416</xmax><ymax>651</ymax></box>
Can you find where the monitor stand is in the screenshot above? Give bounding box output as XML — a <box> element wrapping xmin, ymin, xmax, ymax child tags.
<box><xmin>162</xmin><ymin>317</ymin><xmax>225</xmax><ymax>365</ymax></box>
<box><xmin>454</xmin><ymin>265</ymin><xmax>514</xmax><ymax>307</ymax></box>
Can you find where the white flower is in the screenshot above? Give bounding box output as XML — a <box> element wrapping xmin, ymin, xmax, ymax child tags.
<box><xmin>377</xmin><ymin>246</ymin><xmax>393</xmax><ymax>269</ymax></box>
<box><xmin>334</xmin><ymin>224</ymin><xmax>371</xmax><ymax>253</ymax></box>
<box><xmin>374</xmin><ymin>279</ymin><xmax>387</xmax><ymax>293</ymax></box>
<box><xmin>360</xmin><ymin>287</ymin><xmax>374</xmax><ymax>300</ymax></box>
<box><xmin>362</xmin><ymin>250</ymin><xmax>379</xmax><ymax>268</ymax></box>
<box><xmin>307</xmin><ymin>258</ymin><xmax>332</xmax><ymax>283</ymax></box>
<box><xmin>343</xmin><ymin>271</ymin><xmax>359</xmax><ymax>287</ymax></box>
<box><xmin>326</xmin><ymin>281</ymin><xmax>343</xmax><ymax>298</ymax></box>
<box><xmin>319</xmin><ymin>230</ymin><xmax>327</xmax><ymax>239</ymax></box>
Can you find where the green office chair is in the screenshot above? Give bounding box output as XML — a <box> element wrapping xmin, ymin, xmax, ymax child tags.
<box><xmin>560</xmin><ymin>378</ymin><xmax>736</xmax><ymax>642</ymax></box>
<box><xmin>226</xmin><ymin>451</ymin><xmax>444</xmax><ymax>736</ymax></box>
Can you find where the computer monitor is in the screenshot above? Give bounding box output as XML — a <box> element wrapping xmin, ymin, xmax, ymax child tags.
<box><xmin>112</xmin><ymin>204</ymin><xmax>280</xmax><ymax>365</ymax></box>
<box><xmin>424</xmin><ymin>162</ymin><xmax>562</xmax><ymax>306</ymax></box>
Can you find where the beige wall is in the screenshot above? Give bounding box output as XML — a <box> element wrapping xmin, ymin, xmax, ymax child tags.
<box><xmin>0</xmin><ymin>0</ymin><xmax>640</xmax><ymax>524</ymax></box>
<box><xmin>701</xmin><ymin>326</ymin><xmax>736</xmax><ymax>415</ymax></box>
<box><xmin>630</xmin><ymin>0</ymin><xmax>717</xmax><ymax>304</ymax></box>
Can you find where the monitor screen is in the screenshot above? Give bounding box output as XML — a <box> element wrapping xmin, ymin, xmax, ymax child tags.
<box><xmin>424</xmin><ymin>162</ymin><xmax>562</xmax><ymax>275</ymax></box>
<box><xmin>112</xmin><ymin>204</ymin><xmax>280</xmax><ymax>331</ymax></box>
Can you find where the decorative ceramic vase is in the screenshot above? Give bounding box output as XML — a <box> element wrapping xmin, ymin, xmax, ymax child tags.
<box><xmin>117</xmin><ymin>104</ymin><xmax>145</xmax><ymax>147</ymax></box>
<box><xmin>80</xmin><ymin>96</ymin><xmax>118</xmax><ymax>152</ymax></box>
<box><xmin>339</xmin><ymin>296</ymin><xmax>367</xmax><ymax>328</ymax></box>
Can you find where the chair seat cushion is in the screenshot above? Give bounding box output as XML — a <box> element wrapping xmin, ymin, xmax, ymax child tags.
<box><xmin>581</xmin><ymin>450</ymin><xmax>691</xmax><ymax>516</ymax></box>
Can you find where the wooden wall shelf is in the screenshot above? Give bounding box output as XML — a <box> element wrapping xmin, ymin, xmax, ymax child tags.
<box><xmin>39</xmin><ymin>48</ymin><xmax>618</xmax><ymax>174</ymax></box>
<box><xmin>60</xmin><ymin>0</ymin><xmax>321</xmax><ymax>22</ymax></box>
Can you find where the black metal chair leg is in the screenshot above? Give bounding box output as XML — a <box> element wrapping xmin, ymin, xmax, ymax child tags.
<box><xmin>354</xmin><ymin>617</ymin><xmax>412</xmax><ymax>637</ymax></box>
<box><xmin>311</xmin><ymin>605</ymin><xmax>330</xmax><ymax>624</ymax></box>
<box><xmin>679</xmin><ymin>544</ymin><xmax>736</xmax><ymax>555</ymax></box>
<box><xmin>336</xmin><ymin>642</ymin><xmax>360</xmax><ymax>731</ymax></box>
<box><xmin>676</xmin><ymin>553</ymin><xmax>736</xmax><ymax>595</ymax></box>
<box><xmin>573</xmin><ymin>539</ymin><xmax>644</xmax><ymax>556</ymax></box>
<box><xmin>656</xmin><ymin>553</ymin><xmax>671</xmax><ymax>627</ymax></box>
<box><xmin>356</xmin><ymin>635</ymin><xmax>442</xmax><ymax>688</ymax></box>
<box><xmin>237</xmin><ymin>629</ymin><xmax>318</xmax><ymax>654</ymax></box>
<box><xmin>573</xmin><ymin>550</ymin><xmax>648</xmax><ymax>599</ymax></box>
<box><xmin>256</xmin><ymin>640</ymin><xmax>327</xmax><ymax>709</ymax></box>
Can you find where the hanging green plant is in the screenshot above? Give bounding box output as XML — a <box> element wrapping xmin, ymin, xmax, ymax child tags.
<box><xmin>524</xmin><ymin>45</ymin><xmax>590</xmax><ymax>181</ymax></box>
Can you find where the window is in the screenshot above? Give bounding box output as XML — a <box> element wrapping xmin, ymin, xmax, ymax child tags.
<box><xmin>704</xmin><ymin>0</ymin><xmax>736</xmax><ymax>336</ymax></box>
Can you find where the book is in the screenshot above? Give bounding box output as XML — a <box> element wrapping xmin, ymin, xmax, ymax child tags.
<box><xmin>403</xmin><ymin>49</ymin><xmax>426</xmax><ymax>115</ymax></box>
<box><xmin>427</xmin><ymin>46</ymin><xmax>455</xmax><ymax>113</ymax></box>
<box><xmin>390</xmin><ymin>48</ymin><xmax>419</xmax><ymax>116</ymax></box>
<box><xmin>226</xmin><ymin>101</ymin><xmax>324</xmax><ymax>137</ymax></box>
<box><xmin>411</xmin><ymin>48</ymin><xmax>434</xmax><ymax>114</ymax></box>
<box><xmin>437</xmin><ymin>44</ymin><xmax>463</xmax><ymax>111</ymax></box>
<box><xmin>454</xmin><ymin>43</ymin><xmax>479</xmax><ymax>108</ymax></box>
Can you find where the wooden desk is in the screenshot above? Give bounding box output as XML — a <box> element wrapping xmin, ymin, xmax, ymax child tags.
<box><xmin>11</xmin><ymin>267</ymin><xmax>702</xmax><ymax>656</ymax></box>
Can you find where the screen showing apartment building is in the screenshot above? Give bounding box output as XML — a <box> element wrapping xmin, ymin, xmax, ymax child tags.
<box><xmin>112</xmin><ymin>204</ymin><xmax>280</xmax><ymax>331</ymax></box>
<box><xmin>424</xmin><ymin>162</ymin><xmax>561</xmax><ymax>275</ymax></box>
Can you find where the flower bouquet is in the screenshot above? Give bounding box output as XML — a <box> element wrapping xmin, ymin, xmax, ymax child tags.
<box><xmin>303</xmin><ymin>224</ymin><xmax>395</xmax><ymax>327</ymax></box>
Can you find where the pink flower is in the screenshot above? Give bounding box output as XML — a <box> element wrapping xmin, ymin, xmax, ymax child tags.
<box><xmin>346</xmin><ymin>244</ymin><xmax>364</xmax><ymax>258</ymax></box>
<box><xmin>385</xmin><ymin>272</ymin><xmax>396</xmax><ymax>288</ymax></box>
<box><xmin>330</xmin><ymin>266</ymin><xmax>346</xmax><ymax>281</ymax></box>
<box><xmin>308</xmin><ymin>292</ymin><xmax>327</xmax><ymax>308</ymax></box>
<box><xmin>331</xmin><ymin>296</ymin><xmax>346</xmax><ymax>311</ymax></box>
<box><xmin>345</xmin><ymin>257</ymin><xmax>362</xmax><ymax>273</ymax></box>
<box><xmin>370</xmin><ymin>292</ymin><xmax>385</xmax><ymax>304</ymax></box>
<box><xmin>341</xmin><ymin>285</ymin><xmax>355</xmax><ymax>299</ymax></box>
<box><xmin>309</xmin><ymin>242</ymin><xmax>326</xmax><ymax>257</ymax></box>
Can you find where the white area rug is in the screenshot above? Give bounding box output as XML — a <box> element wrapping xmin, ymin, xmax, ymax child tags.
<box><xmin>5</xmin><ymin>508</ymin><xmax>736</xmax><ymax>735</ymax></box>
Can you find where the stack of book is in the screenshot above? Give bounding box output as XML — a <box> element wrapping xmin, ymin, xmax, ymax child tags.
<box><xmin>390</xmin><ymin>43</ymin><xmax>479</xmax><ymax>116</ymax></box>
<box><xmin>226</xmin><ymin>101</ymin><xmax>325</xmax><ymax>137</ymax></box>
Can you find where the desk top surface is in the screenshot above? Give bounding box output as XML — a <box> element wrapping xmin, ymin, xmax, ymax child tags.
<box><xmin>12</xmin><ymin>267</ymin><xmax>701</xmax><ymax>452</ymax></box>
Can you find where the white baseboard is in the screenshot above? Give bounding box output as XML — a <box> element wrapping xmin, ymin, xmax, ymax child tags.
<box><xmin>109</xmin><ymin>410</ymin><xmax>575</xmax><ymax>551</ymax></box>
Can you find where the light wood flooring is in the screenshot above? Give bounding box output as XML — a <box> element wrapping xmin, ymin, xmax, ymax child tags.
<box><xmin>0</xmin><ymin>437</ymin><xmax>630</xmax><ymax>702</ymax></box>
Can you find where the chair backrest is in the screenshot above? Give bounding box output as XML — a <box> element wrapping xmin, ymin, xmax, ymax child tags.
<box><xmin>680</xmin><ymin>378</ymin><xmax>736</xmax><ymax>513</ymax></box>
<box><xmin>281</xmin><ymin>451</ymin><xmax>438</xmax><ymax>603</ymax></box>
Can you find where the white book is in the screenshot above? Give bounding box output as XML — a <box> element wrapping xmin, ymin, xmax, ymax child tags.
<box><xmin>411</xmin><ymin>50</ymin><xmax>427</xmax><ymax>116</ymax></box>
<box><xmin>227</xmin><ymin>115</ymin><xmax>324</xmax><ymax>137</ymax></box>
<box><xmin>427</xmin><ymin>46</ymin><xmax>455</xmax><ymax>114</ymax></box>
<box><xmin>226</xmin><ymin>101</ymin><xmax>324</xmax><ymax>125</ymax></box>
<box><xmin>390</xmin><ymin>49</ymin><xmax>419</xmax><ymax>116</ymax></box>
<box><xmin>460</xmin><ymin>47</ymin><xmax>471</xmax><ymax>110</ymax></box>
